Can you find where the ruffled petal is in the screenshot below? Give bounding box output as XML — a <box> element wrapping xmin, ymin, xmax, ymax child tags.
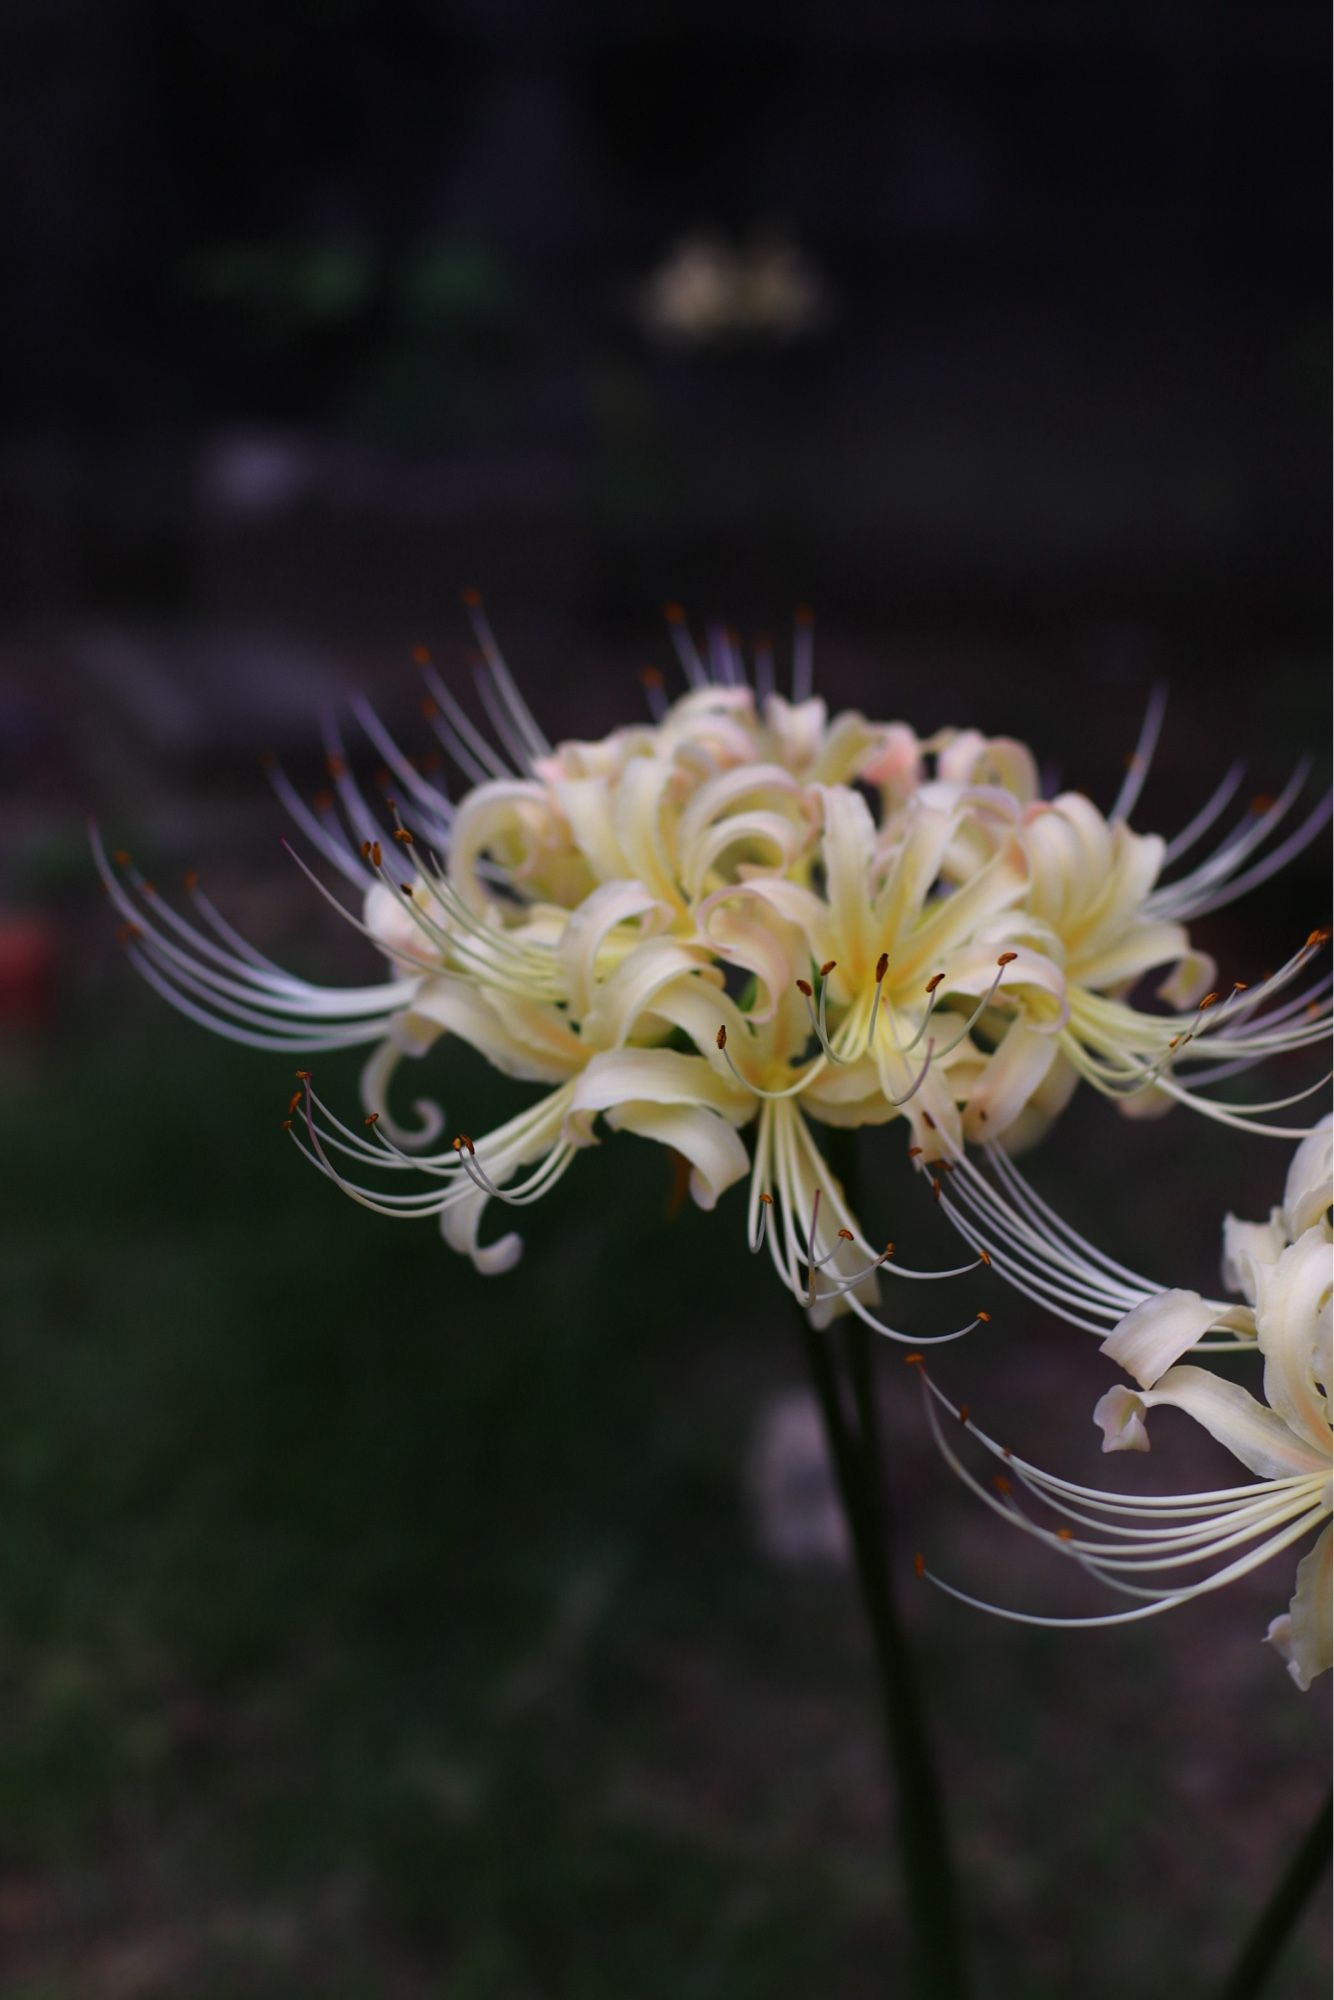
<box><xmin>1283</xmin><ymin>1116</ymin><xmax>1334</xmax><ymax>1239</ymax></box>
<box><xmin>1221</xmin><ymin>1212</ymin><xmax>1286</xmax><ymax>1303</ymax></box>
<box><xmin>1253</xmin><ymin>1229</ymin><xmax>1334</xmax><ymax>1451</ymax></box>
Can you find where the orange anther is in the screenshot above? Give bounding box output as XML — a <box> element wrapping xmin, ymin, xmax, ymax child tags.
<box><xmin>112</xmin><ymin>849</ymin><xmax>132</xmax><ymax>867</ymax></box>
<box><xmin>907</xmin><ymin>1145</ymin><xmax>923</xmax><ymax>1159</ymax></box>
<box><xmin>795</xmin><ymin>978</ymin><xmax>813</xmax><ymax>997</ymax></box>
<box><xmin>819</xmin><ymin>959</ymin><xmax>836</xmax><ymax>978</ymax></box>
<box><xmin>392</xmin><ymin>827</ymin><xmax>414</xmax><ymax>845</ymax></box>
<box><xmin>1056</xmin><ymin>1528</ymin><xmax>1074</xmax><ymax>1541</ymax></box>
<box><xmin>364</xmin><ymin>1112</ymin><xmax>380</xmax><ymax>1127</ymax></box>
<box><xmin>992</xmin><ymin>1474</ymin><xmax>1012</xmax><ymax>1496</ymax></box>
<box><xmin>958</xmin><ymin>1405</ymin><xmax>970</xmax><ymax>1425</ymax></box>
<box><xmin>410</xmin><ymin>644</ymin><xmax>432</xmax><ymax>666</ymax></box>
<box><xmin>716</xmin><ymin>1025</ymin><xmax>728</xmax><ymax>1050</ymax></box>
<box><xmin>978</xmin><ymin>1248</ymin><xmax>992</xmax><ymax>1267</ymax></box>
<box><xmin>662</xmin><ymin>601</ymin><xmax>686</xmax><ymax>624</ymax></box>
<box><xmin>759</xmin><ymin>1192</ymin><xmax>774</xmax><ymax>1206</ymax></box>
<box><xmin>903</xmin><ymin>1352</ymin><xmax>924</xmax><ymax>1367</ymax></box>
<box><xmin>182</xmin><ymin>869</ymin><xmax>199</xmax><ymax>893</ymax></box>
<box><xmin>925</xmin><ymin>972</ymin><xmax>945</xmax><ymax>994</ymax></box>
<box><xmin>976</xmin><ymin>1310</ymin><xmax>991</xmax><ymax>1324</ymax></box>
<box><xmin>875</xmin><ymin>952</ymin><xmax>889</xmax><ymax>983</ymax></box>
<box><xmin>996</xmin><ymin>951</ymin><xmax>1018</xmax><ymax>966</ymax></box>
<box><xmin>639</xmin><ymin>666</ymin><xmax>664</xmax><ymax>687</ymax></box>
<box><xmin>913</xmin><ymin>1552</ymin><xmax>925</xmax><ymax>1579</ymax></box>
<box><xmin>461</xmin><ymin>587</ymin><xmax>483</xmax><ymax>609</ymax></box>
<box><xmin>836</xmin><ymin>1227</ymin><xmax>853</xmax><ymax>1242</ymax></box>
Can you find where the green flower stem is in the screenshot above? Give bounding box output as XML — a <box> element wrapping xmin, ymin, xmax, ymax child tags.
<box><xmin>795</xmin><ymin>1305</ymin><xmax>970</xmax><ymax>1999</ymax></box>
<box><xmin>1219</xmin><ymin>1787</ymin><xmax>1331</xmax><ymax>2000</ymax></box>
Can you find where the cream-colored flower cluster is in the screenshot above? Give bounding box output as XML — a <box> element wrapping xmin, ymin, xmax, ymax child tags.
<box><xmin>102</xmin><ymin>608</ymin><xmax>1331</xmax><ymax>1682</ymax></box>
<box><xmin>100</xmin><ymin>610</ymin><xmax>1328</xmax><ymax>1347</ymax></box>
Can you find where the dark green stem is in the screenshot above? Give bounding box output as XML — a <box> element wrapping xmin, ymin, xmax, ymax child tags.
<box><xmin>1219</xmin><ymin>1788</ymin><xmax>1331</xmax><ymax>2000</ymax></box>
<box><xmin>795</xmin><ymin>1303</ymin><xmax>969</xmax><ymax>1999</ymax></box>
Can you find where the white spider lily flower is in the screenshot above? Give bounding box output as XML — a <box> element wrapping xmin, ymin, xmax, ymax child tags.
<box><xmin>914</xmin><ymin>1120</ymin><xmax>1329</xmax><ymax>1352</ymax></box>
<box><xmin>1221</xmin><ymin>1114</ymin><xmax>1334</xmax><ymax>1299</ymax></box>
<box><xmin>639</xmin><ymin>935</ymin><xmax>993</xmax><ymax>1340</ymax></box>
<box><xmin>1100</xmin><ymin>1126</ymin><xmax>1333</xmax><ymax>1385</ymax></box>
<box><xmin>688</xmin><ymin>782</ymin><xmax>1063</xmax><ymax>1151</ymax></box>
<box><xmin>906</xmin><ymin>1224</ymin><xmax>1332</xmax><ymax>1687</ymax></box>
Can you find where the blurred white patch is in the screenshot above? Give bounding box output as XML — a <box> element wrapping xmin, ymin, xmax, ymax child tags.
<box><xmin>748</xmin><ymin>1386</ymin><xmax>849</xmax><ymax>1565</ymax></box>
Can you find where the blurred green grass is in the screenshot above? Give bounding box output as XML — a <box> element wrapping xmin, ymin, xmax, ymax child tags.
<box><xmin>0</xmin><ymin>1002</ymin><xmax>1328</xmax><ymax>1998</ymax></box>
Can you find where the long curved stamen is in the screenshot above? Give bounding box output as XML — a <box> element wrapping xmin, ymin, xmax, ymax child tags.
<box><xmin>663</xmin><ymin>603</ymin><xmax>707</xmax><ymax>687</ymax></box>
<box><xmin>461</xmin><ymin>589</ymin><xmax>551</xmax><ymax>764</ymax></box>
<box><xmin>1108</xmin><ymin>684</ymin><xmax>1167</xmax><ymax>826</ymax></box>
<box><xmin>715</xmin><ymin>1023</ymin><xmax>828</xmax><ymax>1100</ymax></box>
<box><xmin>907</xmin><ymin>1361</ymin><xmax>1331</xmax><ymax>1630</ymax></box>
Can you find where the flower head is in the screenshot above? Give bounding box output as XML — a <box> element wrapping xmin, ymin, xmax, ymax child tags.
<box><xmin>101</xmin><ymin>602</ymin><xmax>1330</xmax><ymax>1335</ymax></box>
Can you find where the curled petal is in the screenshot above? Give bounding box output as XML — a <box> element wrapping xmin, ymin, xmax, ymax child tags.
<box><xmin>1095</xmin><ymin>1363</ymin><xmax>1328</xmax><ymax>1481</ymax></box>
<box><xmin>1266</xmin><ymin>1525</ymin><xmax>1333</xmax><ymax>1690</ymax></box>
<box><xmin>606</xmin><ymin>1100</ymin><xmax>750</xmax><ymax>1210</ymax></box>
<box><xmin>1102</xmin><ymin>1288</ymin><xmax>1228</xmax><ymax>1388</ymax></box>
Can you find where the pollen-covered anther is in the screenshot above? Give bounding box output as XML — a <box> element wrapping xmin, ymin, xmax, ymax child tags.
<box><xmin>996</xmin><ymin>951</ymin><xmax>1018</xmax><ymax>967</ymax></box>
<box><xmin>1305</xmin><ymin>926</ymin><xmax>1331</xmax><ymax>950</ymax></box>
<box><xmin>363</xmin><ymin>1112</ymin><xmax>380</xmax><ymax>1128</ymax></box>
<box><xmin>976</xmin><ymin>1310</ymin><xmax>992</xmax><ymax>1324</ymax></box>
<box><xmin>360</xmin><ymin>839</ymin><xmax>383</xmax><ymax>868</ymax></box>
<box><xmin>294</xmin><ymin>1069</ymin><xmax>312</xmax><ymax>1082</ymax></box>
<box><xmin>837</xmin><ymin>1227</ymin><xmax>854</xmax><ymax>1242</ymax></box>
<box><xmin>392</xmin><ymin>827</ymin><xmax>414</xmax><ymax>846</ymax></box>
<box><xmin>978</xmin><ymin>1248</ymin><xmax>992</xmax><ymax>1267</ymax></box>
<box><xmin>759</xmin><ymin>1192</ymin><xmax>774</xmax><ymax>1205</ymax></box>
<box><xmin>925</xmin><ymin>972</ymin><xmax>945</xmax><ymax>994</ymax></box>
<box><xmin>795</xmin><ymin>978</ymin><xmax>813</xmax><ymax>997</ymax></box>
<box><xmin>1197</xmin><ymin>991</ymin><xmax>1220</xmax><ymax>1011</ymax></box>
<box><xmin>903</xmin><ymin>1352</ymin><xmax>925</xmax><ymax>1367</ymax></box>
<box><xmin>819</xmin><ymin>960</ymin><xmax>837</xmax><ymax>979</ymax></box>
<box><xmin>452</xmin><ymin>1134</ymin><xmax>476</xmax><ymax>1156</ymax></box>
<box><xmin>285</xmin><ymin>1091</ymin><xmax>302</xmax><ymax>1116</ymax></box>
<box><xmin>1056</xmin><ymin>1529</ymin><xmax>1074</xmax><ymax>1541</ymax></box>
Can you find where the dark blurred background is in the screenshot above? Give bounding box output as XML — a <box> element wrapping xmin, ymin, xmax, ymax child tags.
<box><xmin>0</xmin><ymin>5</ymin><xmax>1330</xmax><ymax>1997</ymax></box>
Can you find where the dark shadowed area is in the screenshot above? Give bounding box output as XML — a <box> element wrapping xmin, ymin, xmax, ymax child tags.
<box><xmin>0</xmin><ymin>5</ymin><xmax>1329</xmax><ymax>1997</ymax></box>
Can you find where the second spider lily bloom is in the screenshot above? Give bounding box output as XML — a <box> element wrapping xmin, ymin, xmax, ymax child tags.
<box><xmin>287</xmin><ymin>933</ymin><xmax>751</xmax><ymax>1273</ymax></box>
<box><xmin>914</xmin><ymin>1120</ymin><xmax>1329</xmax><ymax>1351</ymax></box>
<box><xmin>907</xmin><ymin>1223</ymin><xmax>1332</xmax><ymax>1685</ymax></box>
<box><xmin>1221</xmin><ymin>1114</ymin><xmax>1334</xmax><ymax>1296</ymax></box>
